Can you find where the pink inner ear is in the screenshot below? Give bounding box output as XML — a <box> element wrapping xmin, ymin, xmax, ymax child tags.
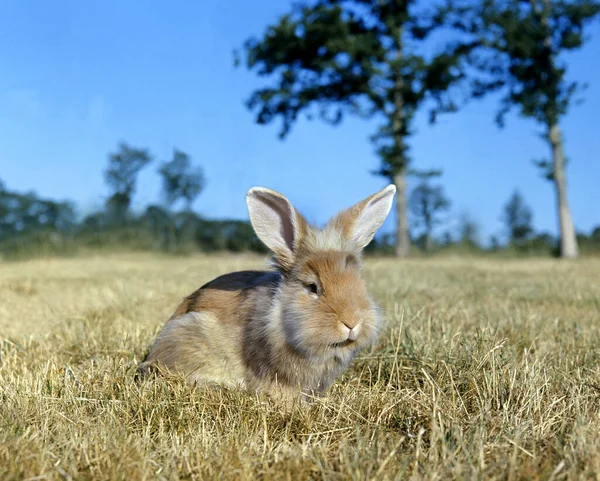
<box><xmin>368</xmin><ymin>193</ymin><xmax>388</xmax><ymax>208</ymax></box>
<box><xmin>256</xmin><ymin>192</ymin><xmax>296</xmax><ymax>252</ymax></box>
<box><xmin>350</xmin><ymin>185</ymin><xmax>395</xmax><ymax>250</ymax></box>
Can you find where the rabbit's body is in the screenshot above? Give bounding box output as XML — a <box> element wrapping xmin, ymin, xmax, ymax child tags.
<box><xmin>139</xmin><ymin>185</ymin><xmax>396</xmax><ymax>399</ymax></box>
<box><xmin>140</xmin><ymin>270</ymin><xmax>278</xmax><ymax>390</ymax></box>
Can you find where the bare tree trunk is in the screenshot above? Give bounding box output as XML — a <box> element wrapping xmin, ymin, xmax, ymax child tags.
<box><xmin>548</xmin><ymin>124</ymin><xmax>578</xmax><ymax>258</ymax></box>
<box><xmin>424</xmin><ymin>231</ymin><xmax>433</xmax><ymax>253</ymax></box>
<box><xmin>393</xmin><ymin>171</ymin><xmax>410</xmax><ymax>257</ymax></box>
<box><xmin>391</xmin><ymin>25</ymin><xmax>410</xmax><ymax>258</ymax></box>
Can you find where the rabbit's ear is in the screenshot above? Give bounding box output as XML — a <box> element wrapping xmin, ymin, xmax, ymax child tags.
<box><xmin>328</xmin><ymin>184</ymin><xmax>396</xmax><ymax>251</ymax></box>
<box><xmin>246</xmin><ymin>187</ymin><xmax>306</xmax><ymax>268</ymax></box>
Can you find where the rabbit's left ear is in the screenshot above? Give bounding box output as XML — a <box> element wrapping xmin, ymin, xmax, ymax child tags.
<box><xmin>246</xmin><ymin>187</ymin><xmax>308</xmax><ymax>270</ymax></box>
<box><xmin>328</xmin><ymin>185</ymin><xmax>396</xmax><ymax>251</ymax></box>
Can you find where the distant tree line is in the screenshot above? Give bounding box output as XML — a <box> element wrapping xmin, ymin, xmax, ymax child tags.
<box><xmin>371</xmin><ymin>179</ymin><xmax>600</xmax><ymax>256</ymax></box>
<box><xmin>0</xmin><ymin>143</ymin><xmax>266</xmax><ymax>259</ymax></box>
<box><xmin>1</xmin><ymin>141</ymin><xmax>599</xmax><ymax>260</ymax></box>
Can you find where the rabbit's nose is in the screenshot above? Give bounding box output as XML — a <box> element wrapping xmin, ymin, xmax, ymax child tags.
<box><xmin>348</xmin><ymin>327</ymin><xmax>358</xmax><ymax>341</ymax></box>
<box><xmin>341</xmin><ymin>319</ymin><xmax>358</xmax><ymax>330</ymax></box>
<box><xmin>342</xmin><ymin>320</ymin><xmax>360</xmax><ymax>341</ymax></box>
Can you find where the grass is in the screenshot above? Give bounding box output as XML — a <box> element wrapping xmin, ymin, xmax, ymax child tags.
<box><xmin>1</xmin><ymin>252</ymin><xmax>600</xmax><ymax>480</ymax></box>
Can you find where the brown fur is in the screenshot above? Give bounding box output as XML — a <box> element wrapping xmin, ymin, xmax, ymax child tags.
<box><xmin>138</xmin><ymin>185</ymin><xmax>395</xmax><ymax>401</ymax></box>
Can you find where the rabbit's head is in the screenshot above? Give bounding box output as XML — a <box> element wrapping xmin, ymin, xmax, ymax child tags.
<box><xmin>246</xmin><ymin>184</ymin><xmax>396</xmax><ymax>362</ymax></box>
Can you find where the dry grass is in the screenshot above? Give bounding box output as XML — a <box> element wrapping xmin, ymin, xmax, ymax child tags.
<box><xmin>1</xmin><ymin>253</ymin><xmax>600</xmax><ymax>480</ymax></box>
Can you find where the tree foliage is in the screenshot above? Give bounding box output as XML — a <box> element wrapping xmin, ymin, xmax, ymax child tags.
<box><xmin>502</xmin><ymin>189</ymin><xmax>534</xmax><ymax>245</ymax></box>
<box><xmin>458</xmin><ymin>212</ymin><xmax>481</xmax><ymax>248</ymax></box>
<box><xmin>104</xmin><ymin>142</ymin><xmax>153</xmax><ymax>223</ymax></box>
<box><xmin>158</xmin><ymin>149</ymin><xmax>205</xmax><ymax>211</ymax></box>
<box><xmin>241</xmin><ymin>0</ymin><xmax>471</xmax><ymax>177</ymax></box>
<box><xmin>450</xmin><ymin>0</ymin><xmax>600</xmax><ymax>127</ymax></box>
<box><xmin>409</xmin><ymin>174</ymin><xmax>451</xmax><ymax>250</ymax></box>
<box><xmin>0</xmin><ymin>184</ymin><xmax>76</xmax><ymax>240</ymax></box>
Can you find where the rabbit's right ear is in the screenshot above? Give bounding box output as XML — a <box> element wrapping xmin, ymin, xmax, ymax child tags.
<box><xmin>246</xmin><ymin>187</ymin><xmax>307</xmax><ymax>270</ymax></box>
<box><xmin>327</xmin><ymin>184</ymin><xmax>396</xmax><ymax>252</ymax></box>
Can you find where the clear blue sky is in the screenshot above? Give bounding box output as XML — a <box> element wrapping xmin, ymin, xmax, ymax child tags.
<box><xmin>1</xmin><ymin>1</ymin><xmax>599</xmax><ymax>243</ymax></box>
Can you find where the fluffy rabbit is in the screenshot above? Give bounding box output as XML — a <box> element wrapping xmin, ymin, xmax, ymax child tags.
<box><xmin>138</xmin><ymin>184</ymin><xmax>396</xmax><ymax>400</ymax></box>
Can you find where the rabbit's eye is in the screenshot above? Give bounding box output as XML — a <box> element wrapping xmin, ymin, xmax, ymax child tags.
<box><xmin>305</xmin><ymin>282</ymin><xmax>319</xmax><ymax>296</ymax></box>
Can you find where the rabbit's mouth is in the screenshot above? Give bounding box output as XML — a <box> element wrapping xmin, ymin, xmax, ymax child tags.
<box><xmin>331</xmin><ymin>339</ymin><xmax>354</xmax><ymax>348</ymax></box>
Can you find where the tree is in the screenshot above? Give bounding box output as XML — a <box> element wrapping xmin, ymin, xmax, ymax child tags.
<box><xmin>239</xmin><ymin>0</ymin><xmax>472</xmax><ymax>257</ymax></box>
<box><xmin>0</xmin><ymin>186</ymin><xmax>76</xmax><ymax>239</ymax></box>
<box><xmin>142</xmin><ymin>205</ymin><xmax>176</xmax><ymax>251</ymax></box>
<box><xmin>158</xmin><ymin>149</ymin><xmax>205</xmax><ymax>212</ymax></box>
<box><xmin>157</xmin><ymin>149</ymin><xmax>205</xmax><ymax>251</ymax></box>
<box><xmin>408</xmin><ymin>173</ymin><xmax>451</xmax><ymax>251</ymax></box>
<box><xmin>489</xmin><ymin>234</ymin><xmax>501</xmax><ymax>250</ymax></box>
<box><xmin>502</xmin><ymin>189</ymin><xmax>534</xmax><ymax>246</ymax></box>
<box><xmin>442</xmin><ymin>230</ymin><xmax>454</xmax><ymax>246</ymax></box>
<box><xmin>454</xmin><ymin>0</ymin><xmax>600</xmax><ymax>258</ymax></box>
<box><xmin>458</xmin><ymin>212</ymin><xmax>481</xmax><ymax>248</ymax></box>
<box><xmin>104</xmin><ymin>142</ymin><xmax>152</xmax><ymax>224</ymax></box>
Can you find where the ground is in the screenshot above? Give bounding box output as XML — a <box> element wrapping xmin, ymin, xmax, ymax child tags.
<box><xmin>1</xmin><ymin>253</ymin><xmax>600</xmax><ymax>480</ymax></box>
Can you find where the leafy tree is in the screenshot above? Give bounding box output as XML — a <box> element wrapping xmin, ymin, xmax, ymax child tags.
<box><xmin>586</xmin><ymin>227</ymin><xmax>600</xmax><ymax>252</ymax></box>
<box><xmin>489</xmin><ymin>234</ymin><xmax>501</xmax><ymax>250</ymax></box>
<box><xmin>409</xmin><ymin>173</ymin><xmax>451</xmax><ymax>251</ymax></box>
<box><xmin>535</xmin><ymin>232</ymin><xmax>557</xmax><ymax>247</ymax></box>
<box><xmin>452</xmin><ymin>0</ymin><xmax>600</xmax><ymax>258</ymax></box>
<box><xmin>142</xmin><ymin>205</ymin><xmax>176</xmax><ymax>251</ymax></box>
<box><xmin>458</xmin><ymin>212</ymin><xmax>481</xmax><ymax>248</ymax></box>
<box><xmin>104</xmin><ymin>142</ymin><xmax>152</xmax><ymax>225</ymax></box>
<box><xmin>502</xmin><ymin>189</ymin><xmax>534</xmax><ymax>246</ymax></box>
<box><xmin>158</xmin><ymin>149</ymin><xmax>205</xmax><ymax>211</ymax></box>
<box><xmin>38</xmin><ymin>199</ymin><xmax>77</xmax><ymax>232</ymax></box>
<box><xmin>81</xmin><ymin>211</ymin><xmax>108</xmax><ymax>230</ymax></box>
<box><xmin>442</xmin><ymin>230</ymin><xmax>454</xmax><ymax>246</ymax></box>
<box><xmin>0</xmin><ymin>187</ymin><xmax>76</xmax><ymax>239</ymax></box>
<box><xmin>239</xmin><ymin>0</ymin><xmax>472</xmax><ymax>257</ymax></box>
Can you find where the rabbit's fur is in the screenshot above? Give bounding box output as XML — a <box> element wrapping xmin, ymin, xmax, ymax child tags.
<box><xmin>138</xmin><ymin>184</ymin><xmax>396</xmax><ymax>400</ymax></box>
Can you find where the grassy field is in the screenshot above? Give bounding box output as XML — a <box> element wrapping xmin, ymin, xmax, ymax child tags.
<box><xmin>1</xmin><ymin>253</ymin><xmax>600</xmax><ymax>480</ymax></box>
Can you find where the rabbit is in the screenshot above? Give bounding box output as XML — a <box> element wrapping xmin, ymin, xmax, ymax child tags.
<box><xmin>137</xmin><ymin>184</ymin><xmax>396</xmax><ymax>401</ymax></box>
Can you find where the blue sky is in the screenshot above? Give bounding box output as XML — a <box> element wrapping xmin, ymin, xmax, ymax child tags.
<box><xmin>1</xmin><ymin>1</ymin><xmax>599</xmax><ymax>243</ymax></box>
